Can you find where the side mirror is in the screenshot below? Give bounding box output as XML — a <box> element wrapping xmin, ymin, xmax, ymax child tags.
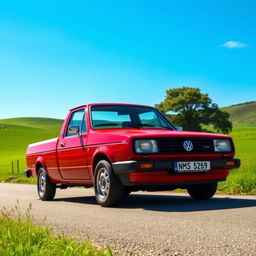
<box><xmin>175</xmin><ymin>126</ymin><xmax>183</xmax><ymax>131</ymax></box>
<box><xmin>67</xmin><ymin>125</ymin><xmax>80</xmax><ymax>136</ymax></box>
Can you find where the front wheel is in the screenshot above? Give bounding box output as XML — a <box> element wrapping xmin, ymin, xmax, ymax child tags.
<box><xmin>37</xmin><ymin>167</ymin><xmax>56</xmax><ymax>201</ymax></box>
<box><xmin>123</xmin><ymin>187</ymin><xmax>132</xmax><ymax>197</ymax></box>
<box><xmin>187</xmin><ymin>182</ymin><xmax>218</xmax><ymax>200</ymax></box>
<box><xmin>94</xmin><ymin>160</ymin><xmax>124</xmax><ymax>207</ymax></box>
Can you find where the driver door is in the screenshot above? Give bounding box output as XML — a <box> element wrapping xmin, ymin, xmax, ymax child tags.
<box><xmin>57</xmin><ymin>109</ymin><xmax>90</xmax><ymax>180</ymax></box>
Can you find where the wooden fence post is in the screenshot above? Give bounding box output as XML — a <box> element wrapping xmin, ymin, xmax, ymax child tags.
<box><xmin>17</xmin><ymin>160</ymin><xmax>20</xmax><ymax>174</ymax></box>
<box><xmin>11</xmin><ymin>161</ymin><xmax>14</xmax><ymax>175</ymax></box>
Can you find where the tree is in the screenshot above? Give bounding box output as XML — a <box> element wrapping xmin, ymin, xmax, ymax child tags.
<box><xmin>156</xmin><ymin>87</ymin><xmax>232</xmax><ymax>134</ymax></box>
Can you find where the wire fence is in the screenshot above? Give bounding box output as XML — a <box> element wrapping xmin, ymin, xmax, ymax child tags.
<box><xmin>0</xmin><ymin>159</ymin><xmax>25</xmax><ymax>176</ymax></box>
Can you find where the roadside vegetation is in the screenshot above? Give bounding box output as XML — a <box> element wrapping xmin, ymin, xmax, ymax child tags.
<box><xmin>0</xmin><ymin>202</ymin><xmax>112</xmax><ymax>256</ymax></box>
<box><xmin>0</xmin><ymin>102</ymin><xmax>255</xmax><ymax>195</ymax></box>
<box><xmin>218</xmin><ymin>121</ymin><xmax>256</xmax><ymax>194</ymax></box>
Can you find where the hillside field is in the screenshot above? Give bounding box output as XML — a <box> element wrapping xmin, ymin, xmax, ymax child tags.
<box><xmin>0</xmin><ymin>118</ymin><xmax>62</xmax><ymax>179</ymax></box>
<box><xmin>222</xmin><ymin>101</ymin><xmax>256</xmax><ymax>124</ymax></box>
<box><xmin>0</xmin><ymin>105</ymin><xmax>255</xmax><ymax>194</ymax></box>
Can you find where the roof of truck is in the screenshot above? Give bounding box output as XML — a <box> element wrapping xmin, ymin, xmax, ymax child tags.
<box><xmin>70</xmin><ymin>102</ymin><xmax>153</xmax><ymax>111</ymax></box>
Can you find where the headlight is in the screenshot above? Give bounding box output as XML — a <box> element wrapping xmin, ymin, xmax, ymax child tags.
<box><xmin>214</xmin><ymin>139</ymin><xmax>232</xmax><ymax>152</ymax></box>
<box><xmin>135</xmin><ymin>139</ymin><xmax>158</xmax><ymax>153</ymax></box>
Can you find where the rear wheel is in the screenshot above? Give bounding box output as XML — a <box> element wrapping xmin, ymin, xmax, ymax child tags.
<box><xmin>187</xmin><ymin>182</ymin><xmax>218</xmax><ymax>200</ymax></box>
<box><xmin>37</xmin><ymin>167</ymin><xmax>56</xmax><ymax>201</ymax></box>
<box><xmin>94</xmin><ymin>160</ymin><xmax>124</xmax><ymax>207</ymax></box>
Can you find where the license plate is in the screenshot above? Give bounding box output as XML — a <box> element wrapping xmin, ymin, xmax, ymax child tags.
<box><xmin>174</xmin><ymin>161</ymin><xmax>211</xmax><ymax>173</ymax></box>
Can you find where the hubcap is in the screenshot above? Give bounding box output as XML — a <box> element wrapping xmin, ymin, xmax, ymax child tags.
<box><xmin>38</xmin><ymin>172</ymin><xmax>46</xmax><ymax>197</ymax></box>
<box><xmin>96</xmin><ymin>167</ymin><xmax>110</xmax><ymax>200</ymax></box>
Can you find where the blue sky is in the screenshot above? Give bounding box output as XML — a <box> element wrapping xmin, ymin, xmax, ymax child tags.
<box><xmin>0</xmin><ymin>0</ymin><xmax>255</xmax><ymax>119</ymax></box>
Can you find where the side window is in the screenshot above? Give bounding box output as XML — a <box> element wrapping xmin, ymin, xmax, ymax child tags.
<box><xmin>66</xmin><ymin>109</ymin><xmax>86</xmax><ymax>137</ymax></box>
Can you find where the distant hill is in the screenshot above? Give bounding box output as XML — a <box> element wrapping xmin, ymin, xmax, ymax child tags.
<box><xmin>0</xmin><ymin>117</ymin><xmax>63</xmax><ymax>174</ymax></box>
<box><xmin>0</xmin><ymin>117</ymin><xmax>63</xmax><ymax>130</ymax></box>
<box><xmin>222</xmin><ymin>101</ymin><xmax>256</xmax><ymax>126</ymax></box>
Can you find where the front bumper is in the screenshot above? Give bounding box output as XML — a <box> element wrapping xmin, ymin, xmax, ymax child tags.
<box><xmin>112</xmin><ymin>158</ymin><xmax>240</xmax><ymax>186</ymax></box>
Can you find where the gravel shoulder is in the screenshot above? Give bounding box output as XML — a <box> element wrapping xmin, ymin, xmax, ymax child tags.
<box><xmin>0</xmin><ymin>183</ymin><xmax>256</xmax><ymax>256</ymax></box>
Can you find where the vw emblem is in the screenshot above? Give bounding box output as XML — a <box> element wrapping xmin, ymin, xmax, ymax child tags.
<box><xmin>183</xmin><ymin>140</ymin><xmax>193</xmax><ymax>151</ymax></box>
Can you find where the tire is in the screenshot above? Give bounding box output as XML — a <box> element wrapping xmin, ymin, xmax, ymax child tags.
<box><xmin>123</xmin><ymin>187</ymin><xmax>132</xmax><ymax>197</ymax></box>
<box><xmin>37</xmin><ymin>167</ymin><xmax>56</xmax><ymax>201</ymax></box>
<box><xmin>187</xmin><ymin>182</ymin><xmax>218</xmax><ymax>200</ymax></box>
<box><xmin>94</xmin><ymin>160</ymin><xmax>124</xmax><ymax>207</ymax></box>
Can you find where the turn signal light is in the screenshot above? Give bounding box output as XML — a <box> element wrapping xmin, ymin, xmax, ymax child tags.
<box><xmin>225</xmin><ymin>161</ymin><xmax>236</xmax><ymax>166</ymax></box>
<box><xmin>140</xmin><ymin>163</ymin><xmax>154</xmax><ymax>169</ymax></box>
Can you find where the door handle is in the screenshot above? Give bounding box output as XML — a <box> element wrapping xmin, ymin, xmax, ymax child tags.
<box><xmin>60</xmin><ymin>141</ymin><xmax>66</xmax><ymax>147</ymax></box>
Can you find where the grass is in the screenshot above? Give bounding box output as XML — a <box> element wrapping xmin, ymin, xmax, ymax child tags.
<box><xmin>0</xmin><ymin>117</ymin><xmax>62</xmax><ymax>176</ymax></box>
<box><xmin>218</xmin><ymin>122</ymin><xmax>256</xmax><ymax>194</ymax></box>
<box><xmin>0</xmin><ymin>202</ymin><xmax>113</xmax><ymax>256</ymax></box>
<box><xmin>0</xmin><ymin>115</ymin><xmax>255</xmax><ymax>195</ymax></box>
<box><xmin>0</xmin><ymin>175</ymin><xmax>36</xmax><ymax>184</ymax></box>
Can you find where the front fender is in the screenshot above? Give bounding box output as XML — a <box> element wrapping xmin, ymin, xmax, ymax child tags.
<box><xmin>90</xmin><ymin>142</ymin><xmax>131</xmax><ymax>175</ymax></box>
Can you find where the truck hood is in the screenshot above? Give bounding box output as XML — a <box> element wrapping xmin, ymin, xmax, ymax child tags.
<box><xmin>89</xmin><ymin>128</ymin><xmax>231</xmax><ymax>140</ymax></box>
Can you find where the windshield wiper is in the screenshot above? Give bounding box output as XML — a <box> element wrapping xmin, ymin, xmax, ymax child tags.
<box><xmin>126</xmin><ymin>123</ymin><xmax>172</xmax><ymax>130</ymax></box>
<box><xmin>94</xmin><ymin>122</ymin><xmax>173</xmax><ymax>129</ymax></box>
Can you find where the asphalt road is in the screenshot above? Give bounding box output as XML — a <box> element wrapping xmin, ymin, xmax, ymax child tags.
<box><xmin>0</xmin><ymin>183</ymin><xmax>255</xmax><ymax>256</ymax></box>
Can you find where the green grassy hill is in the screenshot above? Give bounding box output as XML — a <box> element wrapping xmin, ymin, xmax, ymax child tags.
<box><xmin>0</xmin><ymin>118</ymin><xmax>63</xmax><ymax>177</ymax></box>
<box><xmin>0</xmin><ymin>117</ymin><xmax>63</xmax><ymax>130</ymax></box>
<box><xmin>222</xmin><ymin>101</ymin><xmax>256</xmax><ymax>125</ymax></box>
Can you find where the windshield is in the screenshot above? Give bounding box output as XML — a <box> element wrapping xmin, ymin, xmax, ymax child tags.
<box><xmin>91</xmin><ymin>105</ymin><xmax>175</xmax><ymax>130</ymax></box>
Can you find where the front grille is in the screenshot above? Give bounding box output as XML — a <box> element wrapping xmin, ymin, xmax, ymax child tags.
<box><xmin>157</xmin><ymin>137</ymin><xmax>214</xmax><ymax>154</ymax></box>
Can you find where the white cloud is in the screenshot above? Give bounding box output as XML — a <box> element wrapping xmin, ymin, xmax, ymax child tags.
<box><xmin>220</xmin><ymin>41</ymin><xmax>248</xmax><ymax>49</ymax></box>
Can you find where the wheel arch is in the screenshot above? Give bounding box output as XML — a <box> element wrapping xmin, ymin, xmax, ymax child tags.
<box><xmin>92</xmin><ymin>152</ymin><xmax>112</xmax><ymax>175</ymax></box>
<box><xmin>35</xmin><ymin>157</ymin><xmax>47</xmax><ymax>176</ymax></box>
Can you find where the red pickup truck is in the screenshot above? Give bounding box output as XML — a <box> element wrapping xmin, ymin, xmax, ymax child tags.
<box><xmin>25</xmin><ymin>103</ymin><xmax>240</xmax><ymax>206</ymax></box>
